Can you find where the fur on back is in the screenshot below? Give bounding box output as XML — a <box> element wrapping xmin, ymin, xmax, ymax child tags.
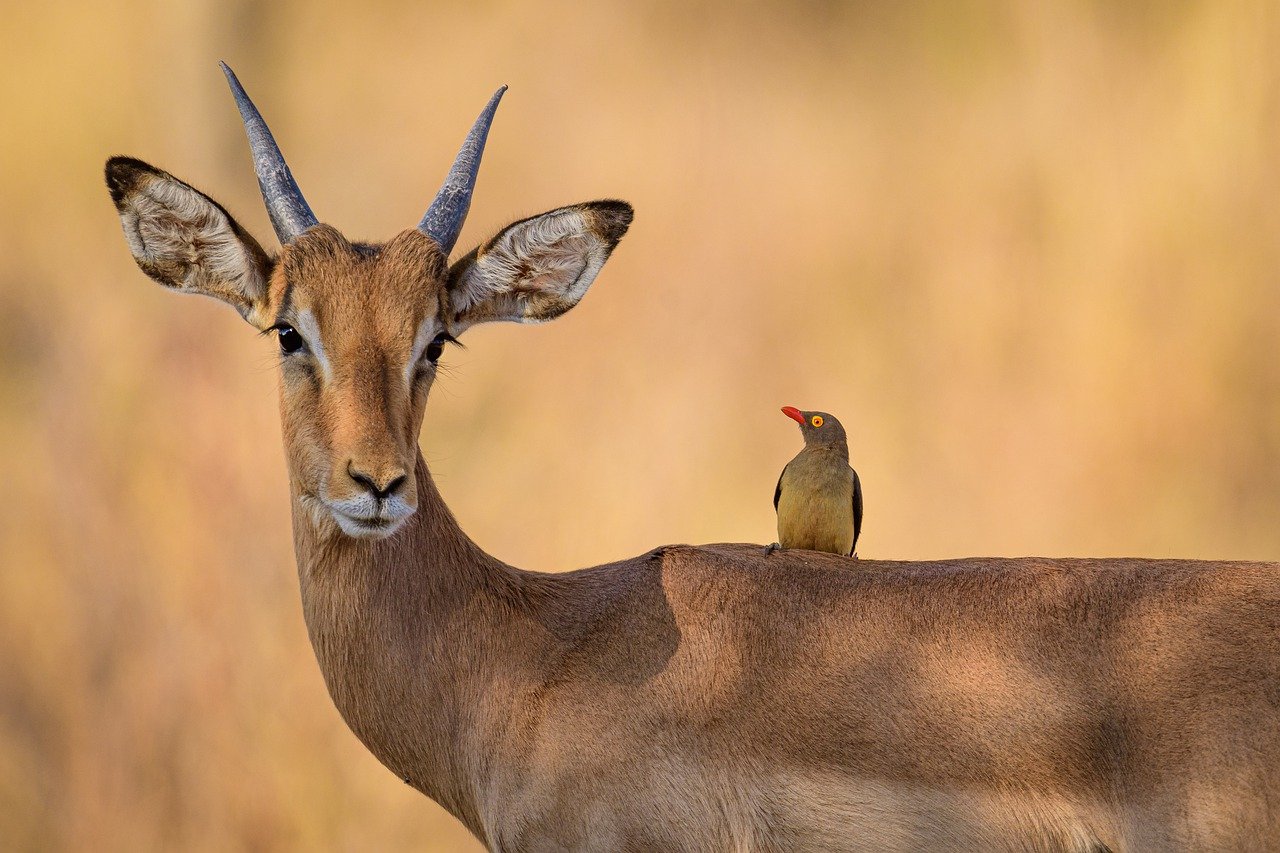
<box><xmin>482</xmin><ymin>546</ymin><xmax>1280</xmax><ymax>851</ymax></box>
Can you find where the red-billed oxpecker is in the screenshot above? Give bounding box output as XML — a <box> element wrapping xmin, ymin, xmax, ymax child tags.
<box><xmin>767</xmin><ymin>407</ymin><xmax>863</xmax><ymax>557</ymax></box>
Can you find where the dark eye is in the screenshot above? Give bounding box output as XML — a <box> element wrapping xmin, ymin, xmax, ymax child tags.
<box><xmin>277</xmin><ymin>325</ymin><xmax>305</xmax><ymax>354</ymax></box>
<box><xmin>424</xmin><ymin>332</ymin><xmax>448</xmax><ymax>364</ymax></box>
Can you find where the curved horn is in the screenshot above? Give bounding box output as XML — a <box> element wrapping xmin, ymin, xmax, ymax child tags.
<box><xmin>219</xmin><ymin>62</ymin><xmax>318</xmax><ymax>244</ymax></box>
<box><xmin>418</xmin><ymin>86</ymin><xmax>506</xmax><ymax>255</ymax></box>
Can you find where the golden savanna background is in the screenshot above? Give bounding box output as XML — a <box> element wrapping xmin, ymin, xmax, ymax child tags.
<box><xmin>4</xmin><ymin>0</ymin><xmax>1280</xmax><ymax>849</ymax></box>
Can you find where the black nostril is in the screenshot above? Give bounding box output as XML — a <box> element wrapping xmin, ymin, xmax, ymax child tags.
<box><xmin>382</xmin><ymin>474</ymin><xmax>407</xmax><ymax>498</ymax></box>
<box><xmin>348</xmin><ymin>467</ymin><xmax>377</xmax><ymax>494</ymax></box>
<box><xmin>347</xmin><ymin>464</ymin><xmax>406</xmax><ymax>500</ymax></box>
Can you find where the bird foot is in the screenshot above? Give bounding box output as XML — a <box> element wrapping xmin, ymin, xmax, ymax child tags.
<box><xmin>763</xmin><ymin>543</ymin><xmax>781</xmax><ymax>556</ymax></box>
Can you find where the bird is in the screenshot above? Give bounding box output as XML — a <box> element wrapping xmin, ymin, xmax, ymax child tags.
<box><xmin>767</xmin><ymin>406</ymin><xmax>862</xmax><ymax>557</ymax></box>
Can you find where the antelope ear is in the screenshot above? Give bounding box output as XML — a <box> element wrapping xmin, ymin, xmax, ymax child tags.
<box><xmin>106</xmin><ymin>157</ymin><xmax>274</xmax><ymax>328</ymax></box>
<box><xmin>446</xmin><ymin>200</ymin><xmax>632</xmax><ymax>330</ymax></box>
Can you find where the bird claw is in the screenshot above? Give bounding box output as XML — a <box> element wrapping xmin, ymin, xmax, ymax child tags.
<box><xmin>763</xmin><ymin>543</ymin><xmax>781</xmax><ymax>556</ymax></box>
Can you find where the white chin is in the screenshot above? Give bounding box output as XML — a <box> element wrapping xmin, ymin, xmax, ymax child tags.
<box><xmin>332</xmin><ymin>511</ymin><xmax>409</xmax><ymax>539</ymax></box>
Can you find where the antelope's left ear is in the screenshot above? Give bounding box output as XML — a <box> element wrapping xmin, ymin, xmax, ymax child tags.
<box><xmin>446</xmin><ymin>200</ymin><xmax>632</xmax><ymax>330</ymax></box>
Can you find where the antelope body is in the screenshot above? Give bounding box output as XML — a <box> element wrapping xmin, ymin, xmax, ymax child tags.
<box><xmin>107</xmin><ymin>67</ymin><xmax>1280</xmax><ymax>851</ymax></box>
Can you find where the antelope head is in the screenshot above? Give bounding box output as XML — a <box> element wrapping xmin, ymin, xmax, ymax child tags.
<box><xmin>106</xmin><ymin>65</ymin><xmax>632</xmax><ymax>539</ymax></box>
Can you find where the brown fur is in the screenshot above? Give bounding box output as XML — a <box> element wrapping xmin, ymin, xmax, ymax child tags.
<box><xmin>300</xmin><ymin>463</ymin><xmax>1280</xmax><ymax>851</ymax></box>
<box><xmin>106</xmin><ymin>155</ymin><xmax>1280</xmax><ymax>851</ymax></box>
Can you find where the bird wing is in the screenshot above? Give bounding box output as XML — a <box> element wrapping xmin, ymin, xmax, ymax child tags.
<box><xmin>850</xmin><ymin>467</ymin><xmax>863</xmax><ymax>556</ymax></box>
<box><xmin>773</xmin><ymin>464</ymin><xmax>787</xmax><ymax>511</ymax></box>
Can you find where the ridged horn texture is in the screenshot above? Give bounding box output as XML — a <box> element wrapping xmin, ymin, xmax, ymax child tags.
<box><xmin>219</xmin><ymin>62</ymin><xmax>319</xmax><ymax>245</ymax></box>
<box><xmin>418</xmin><ymin>86</ymin><xmax>507</xmax><ymax>255</ymax></box>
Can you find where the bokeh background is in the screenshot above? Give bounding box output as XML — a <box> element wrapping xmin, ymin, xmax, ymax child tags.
<box><xmin>3</xmin><ymin>0</ymin><xmax>1280</xmax><ymax>849</ymax></box>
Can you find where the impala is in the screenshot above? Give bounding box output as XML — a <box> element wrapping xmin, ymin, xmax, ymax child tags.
<box><xmin>106</xmin><ymin>65</ymin><xmax>1280</xmax><ymax>852</ymax></box>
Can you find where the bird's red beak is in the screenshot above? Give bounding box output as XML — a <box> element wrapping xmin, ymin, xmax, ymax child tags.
<box><xmin>781</xmin><ymin>406</ymin><xmax>805</xmax><ymax>424</ymax></box>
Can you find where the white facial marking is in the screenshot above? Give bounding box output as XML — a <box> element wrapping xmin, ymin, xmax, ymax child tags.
<box><xmin>292</xmin><ymin>309</ymin><xmax>332</xmax><ymax>382</ymax></box>
<box><xmin>324</xmin><ymin>489</ymin><xmax>415</xmax><ymax>539</ymax></box>
<box><xmin>405</xmin><ymin>316</ymin><xmax>439</xmax><ymax>384</ymax></box>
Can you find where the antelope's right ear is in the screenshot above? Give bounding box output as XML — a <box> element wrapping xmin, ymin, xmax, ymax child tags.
<box><xmin>105</xmin><ymin>157</ymin><xmax>274</xmax><ymax>328</ymax></box>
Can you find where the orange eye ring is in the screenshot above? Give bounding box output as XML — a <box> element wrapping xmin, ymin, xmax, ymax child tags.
<box><xmin>811</xmin><ymin>415</ymin><xmax>824</xmax><ymax>428</ymax></box>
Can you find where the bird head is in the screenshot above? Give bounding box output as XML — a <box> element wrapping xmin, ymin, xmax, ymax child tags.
<box><xmin>781</xmin><ymin>406</ymin><xmax>848</xmax><ymax>451</ymax></box>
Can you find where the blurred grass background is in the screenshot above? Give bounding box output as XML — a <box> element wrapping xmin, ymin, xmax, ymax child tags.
<box><xmin>3</xmin><ymin>0</ymin><xmax>1280</xmax><ymax>849</ymax></box>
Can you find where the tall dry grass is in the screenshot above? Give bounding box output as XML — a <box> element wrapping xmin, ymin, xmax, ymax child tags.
<box><xmin>2</xmin><ymin>0</ymin><xmax>1280</xmax><ymax>849</ymax></box>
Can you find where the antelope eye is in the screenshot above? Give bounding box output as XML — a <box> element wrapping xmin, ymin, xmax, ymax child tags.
<box><xmin>277</xmin><ymin>325</ymin><xmax>305</xmax><ymax>354</ymax></box>
<box><xmin>424</xmin><ymin>332</ymin><xmax>448</xmax><ymax>364</ymax></box>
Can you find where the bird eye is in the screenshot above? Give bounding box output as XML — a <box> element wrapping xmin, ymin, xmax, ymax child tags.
<box><xmin>277</xmin><ymin>325</ymin><xmax>305</xmax><ymax>355</ymax></box>
<box><xmin>811</xmin><ymin>415</ymin><xmax>824</xmax><ymax>428</ymax></box>
<box><xmin>424</xmin><ymin>332</ymin><xmax>449</xmax><ymax>364</ymax></box>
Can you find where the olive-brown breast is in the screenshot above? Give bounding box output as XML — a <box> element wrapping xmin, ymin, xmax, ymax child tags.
<box><xmin>776</xmin><ymin>449</ymin><xmax>856</xmax><ymax>555</ymax></box>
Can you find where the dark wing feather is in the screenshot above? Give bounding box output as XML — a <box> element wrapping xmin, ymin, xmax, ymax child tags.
<box><xmin>773</xmin><ymin>466</ymin><xmax>786</xmax><ymax>512</ymax></box>
<box><xmin>850</xmin><ymin>467</ymin><xmax>863</xmax><ymax>556</ymax></box>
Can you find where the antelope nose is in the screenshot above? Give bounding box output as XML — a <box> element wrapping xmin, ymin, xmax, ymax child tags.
<box><xmin>346</xmin><ymin>462</ymin><xmax>407</xmax><ymax>500</ymax></box>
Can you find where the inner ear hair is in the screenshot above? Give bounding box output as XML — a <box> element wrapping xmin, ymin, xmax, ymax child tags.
<box><xmin>106</xmin><ymin>157</ymin><xmax>274</xmax><ymax>327</ymax></box>
<box><xmin>447</xmin><ymin>200</ymin><xmax>632</xmax><ymax>329</ymax></box>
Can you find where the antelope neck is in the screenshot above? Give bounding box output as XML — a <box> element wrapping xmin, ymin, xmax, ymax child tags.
<box><xmin>286</xmin><ymin>450</ymin><xmax>527</xmax><ymax>833</ymax></box>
